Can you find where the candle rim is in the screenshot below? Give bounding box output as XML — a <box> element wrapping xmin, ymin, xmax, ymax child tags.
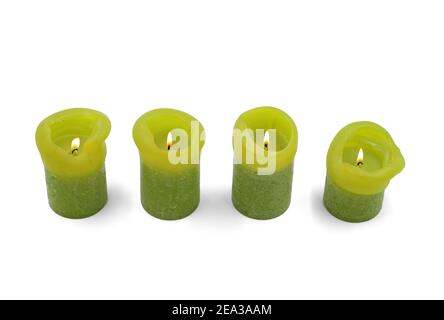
<box><xmin>133</xmin><ymin>108</ymin><xmax>205</xmax><ymax>173</ymax></box>
<box><xmin>233</xmin><ymin>106</ymin><xmax>298</xmax><ymax>172</ymax></box>
<box><xmin>327</xmin><ymin>121</ymin><xmax>405</xmax><ymax>195</ymax></box>
<box><xmin>36</xmin><ymin>108</ymin><xmax>111</xmax><ymax>177</ymax></box>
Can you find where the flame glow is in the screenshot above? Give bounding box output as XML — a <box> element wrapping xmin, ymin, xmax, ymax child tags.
<box><xmin>71</xmin><ymin>138</ymin><xmax>80</xmax><ymax>155</ymax></box>
<box><xmin>167</xmin><ymin>132</ymin><xmax>173</xmax><ymax>150</ymax></box>
<box><xmin>264</xmin><ymin>130</ymin><xmax>270</xmax><ymax>150</ymax></box>
<box><xmin>356</xmin><ymin>148</ymin><xmax>364</xmax><ymax>166</ymax></box>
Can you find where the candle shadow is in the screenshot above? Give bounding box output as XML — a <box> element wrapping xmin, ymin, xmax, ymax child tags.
<box><xmin>191</xmin><ymin>188</ymin><xmax>244</xmax><ymax>225</ymax></box>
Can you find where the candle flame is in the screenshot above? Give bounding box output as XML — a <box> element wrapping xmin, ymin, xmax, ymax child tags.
<box><xmin>167</xmin><ymin>132</ymin><xmax>173</xmax><ymax>150</ymax></box>
<box><xmin>356</xmin><ymin>148</ymin><xmax>364</xmax><ymax>167</ymax></box>
<box><xmin>71</xmin><ymin>137</ymin><xmax>80</xmax><ymax>156</ymax></box>
<box><xmin>264</xmin><ymin>130</ymin><xmax>270</xmax><ymax>150</ymax></box>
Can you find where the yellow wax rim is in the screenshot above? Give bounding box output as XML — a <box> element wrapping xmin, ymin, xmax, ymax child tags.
<box><xmin>36</xmin><ymin>108</ymin><xmax>111</xmax><ymax>177</ymax></box>
<box><xmin>133</xmin><ymin>108</ymin><xmax>205</xmax><ymax>173</ymax></box>
<box><xmin>327</xmin><ymin>121</ymin><xmax>405</xmax><ymax>195</ymax></box>
<box><xmin>233</xmin><ymin>106</ymin><xmax>298</xmax><ymax>172</ymax></box>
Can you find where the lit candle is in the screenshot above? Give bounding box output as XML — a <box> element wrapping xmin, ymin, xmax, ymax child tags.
<box><xmin>36</xmin><ymin>108</ymin><xmax>111</xmax><ymax>219</ymax></box>
<box><xmin>133</xmin><ymin>109</ymin><xmax>205</xmax><ymax>220</ymax></box>
<box><xmin>323</xmin><ymin>121</ymin><xmax>405</xmax><ymax>222</ymax></box>
<box><xmin>232</xmin><ymin>106</ymin><xmax>298</xmax><ymax>220</ymax></box>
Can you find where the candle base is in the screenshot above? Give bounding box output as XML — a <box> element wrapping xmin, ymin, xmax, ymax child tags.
<box><xmin>45</xmin><ymin>167</ymin><xmax>108</xmax><ymax>219</ymax></box>
<box><xmin>323</xmin><ymin>176</ymin><xmax>384</xmax><ymax>223</ymax></box>
<box><xmin>232</xmin><ymin>163</ymin><xmax>294</xmax><ymax>220</ymax></box>
<box><xmin>140</xmin><ymin>163</ymin><xmax>200</xmax><ymax>220</ymax></box>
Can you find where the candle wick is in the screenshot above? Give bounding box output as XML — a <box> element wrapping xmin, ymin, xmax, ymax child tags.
<box><xmin>356</xmin><ymin>148</ymin><xmax>364</xmax><ymax>167</ymax></box>
<box><xmin>71</xmin><ymin>137</ymin><xmax>81</xmax><ymax>156</ymax></box>
<box><xmin>264</xmin><ymin>130</ymin><xmax>270</xmax><ymax>150</ymax></box>
<box><xmin>167</xmin><ymin>132</ymin><xmax>173</xmax><ymax>151</ymax></box>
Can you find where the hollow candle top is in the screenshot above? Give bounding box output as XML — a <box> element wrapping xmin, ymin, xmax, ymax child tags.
<box><xmin>327</xmin><ymin>121</ymin><xmax>405</xmax><ymax>195</ymax></box>
<box><xmin>133</xmin><ymin>108</ymin><xmax>205</xmax><ymax>173</ymax></box>
<box><xmin>36</xmin><ymin>108</ymin><xmax>111</xmax><ymax>177</ymax></box>
<box><xmin>233</xmin><ymin>106</ymin><xmax>298</xmax><ymax>172</ymax></box>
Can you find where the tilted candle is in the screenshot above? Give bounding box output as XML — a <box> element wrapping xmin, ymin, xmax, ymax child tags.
<box><xmin>133</xmin><ymin>109</ymin><xmax>205</xmax><ymax>220</ymax></box>
<box><xmin>232</xmin><ymin>107</ymin><xmax>298</xmax><ymax>220</ymax></box>
<box><xmin>36</xmin><ymin>108</ymin><xmax>111</xmax><ymax>219</ymax></box>
<box><xmin>323</xmin><ymin>121</ymin><xmax>405</xmax><ymax>222</ymax></box>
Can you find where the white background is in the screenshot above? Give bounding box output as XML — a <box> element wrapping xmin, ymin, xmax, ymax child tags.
<box><xmin>0</xmin><ymin>0</ymin><xmax>442</xmax><ymax>300</ymax></box>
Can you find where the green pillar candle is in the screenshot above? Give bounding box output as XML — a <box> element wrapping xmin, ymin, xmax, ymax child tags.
<box><xmin>133</xmin><ymin>109</ymin><xmax>205</xmax><ymax>220</ymax></box>
<box><xmin>323</xmin><ymin>122</ymin><xmax>405</xmax><ymax>223</ymax></box>
<box><xmin>36</xmin><ymin>108</ymin><xmax>111</xmax><ymax>219</ymax></box>
<box><xmin>232</xmin><ymin>107</ymin><xmax>298</xmax><ymax>220</ymax></box>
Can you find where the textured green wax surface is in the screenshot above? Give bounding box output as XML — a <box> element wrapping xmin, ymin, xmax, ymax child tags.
<box><xmin>232</xmin><ymin>163</ymin><xmax>294</xmax><ymax>220</ymax></box>
<box><xmin>45</xmin><ymin>167</ymin><xmax>107</xmax><ymax>219</ymax></box>
<box><xmin>323</xmin><ymin>176</ymin><xmax>384</xmax><ymax>223</ymax></box>
<box><xmin>140</xmin><ymin>163</ymin><xmax>200</xmax><ymax>220</ymax></box>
